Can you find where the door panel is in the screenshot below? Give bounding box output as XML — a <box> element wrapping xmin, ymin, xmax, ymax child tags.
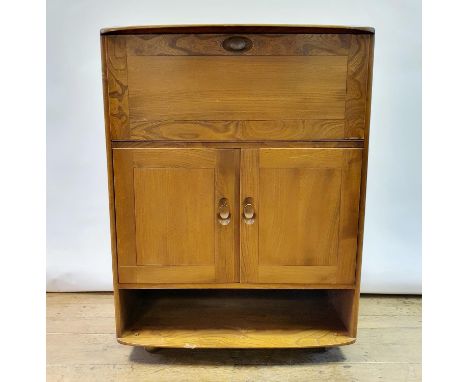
<box><xmin>259</xmin><ymin>167</ymin><xmax>341</xmax><ymax>266</ymax></box>
<box><xmin>241</xmin><ymin>148</ymin><xmax>362</xmax><ymax>284</ymax></box>
<box><xmin>134</xmin><ymin>168</ymin><xmax>215</xmax><ymax>266</ymax></box>
<box><xmin>113</xmin><ymin>148</ymin><xmax>239</xmax><ymax>284</ymax></box>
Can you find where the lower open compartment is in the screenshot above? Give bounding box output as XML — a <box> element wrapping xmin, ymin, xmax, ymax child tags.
<box><xmin>116</xmin><ymin>289</ymin><xmax>357</xmax><ymax>349</ymax></box>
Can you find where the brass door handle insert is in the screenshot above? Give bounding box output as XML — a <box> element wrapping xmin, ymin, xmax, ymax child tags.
<box><xmin>242</xmin><ymin>197</ymin><xmax>256</xmax><ymax>225</ymax></box>
<box><xmin>217</xmin><ymin>198</ymin><xmax>231</xmax><ymax>226</ymax></box>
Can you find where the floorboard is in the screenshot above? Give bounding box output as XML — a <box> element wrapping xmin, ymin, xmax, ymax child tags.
<box><xmin>46</xmin><ymin>292</ymin><xmax>421</xmax><ymax>382</ymax></box>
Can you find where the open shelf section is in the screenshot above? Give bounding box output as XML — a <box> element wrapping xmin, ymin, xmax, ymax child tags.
<box><xmin>118</xmin><ymin>289</ymin><xmax>356</xmax><ymax>349</ymax></box>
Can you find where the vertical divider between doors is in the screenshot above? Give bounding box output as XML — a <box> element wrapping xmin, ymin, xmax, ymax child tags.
<box><xmin>240</xmin><ymin>149</ymin><xmax>259</xmax><ymax>283</ymax></box>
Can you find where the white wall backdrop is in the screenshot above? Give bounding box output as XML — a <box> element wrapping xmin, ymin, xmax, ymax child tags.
<box><xmin>47</xmin><ymin>0</ymin><xmax>421</xmax><ymax>293</ymax></box>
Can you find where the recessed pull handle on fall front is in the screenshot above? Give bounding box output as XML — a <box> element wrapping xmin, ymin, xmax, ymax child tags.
<box><xmin>222</xmin><ymin>36</ymin><xmax>253</xmax><ymax>52</ymax></box>
<box><xmin>217</xmin><ymin>198</ymin><xmax>231</xmax><ymax>226</ymax></box>
<box><xmin>242</xmin><ymin>197</ymin><xmax>256</xmax><ymax>225</ymax></box>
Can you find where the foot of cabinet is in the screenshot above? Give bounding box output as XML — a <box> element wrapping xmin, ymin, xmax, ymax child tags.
<box><xmin>144</xmin><ymin>346</ymin><xmax>160</xmax><ymax>353</ymax></box>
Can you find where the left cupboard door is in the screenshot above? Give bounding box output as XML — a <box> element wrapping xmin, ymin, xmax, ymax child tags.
<box><xmin>112</xmin><ymin>148</ymin><xmax>239</xmax><ymax>284</ymax></box>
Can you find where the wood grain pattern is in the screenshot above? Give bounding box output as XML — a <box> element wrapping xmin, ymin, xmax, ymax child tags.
<box><xmin>104</xmin><ymin>31</ymin><xmax>370</xmax><ymax>142</ymax></box>
<box><xmin>118</xmin><ymin>283</ymin><xmax>355</xmax><ymax>289</ymax></box>
<box><xmin>49</xmin><ymin>363</ymin><xmax>420</xmax><ymax>382</ymax></box>
<box><xmin>244</xmin><ymin>148</ymin><xmax>362</xmax><ymax>284</ymax></box>
<box><xmin>47</xmin><ymin>293</ymin><xmax>420</xmax><ymax>380</ymax></box>
<box><xmin>344</xmin><ymin>35</ymin><xmax>370</xmax><ymax>138</ymax></box>
<box><xmin>240</xmin><ymin>149</ymin><xmax>259</xmax><ymax>283</ymax></box>
<box><xmin>112</xmin><ymin>141</ymin><xmax>365</xmax><ymax>149</ymax></box>
<box><xmin>47</xmin><ymin>293</ymin><xmax>421</xmax><ymax>382</ymax></box>
<box><xmin>258</xmin><ymin>266</ymin><xmax>337</xmax><ymax>284</ymax></box>
<box><xmin>119</xmin><ymin>266</ymin><xmax>215</xmax><ymax>284</ymax></box>
<box><xmin>215</xmin><ymin>150</ymin><xmax>240</xmax><ymax>282</ymax></box>
<box><xmin>127</xmin><ymin>120</ymin><xmax>347</xmax><ymax>141</ymax></box>
<box><xmin>113</xmin><ymin>148</ymin><xmax>239</xmax><ymax>284</ymax></box>
<box><xmin>328</xmin><ymin>289</ymin><xmax>356</xmax><ymax>335</ymax></box>
<box><xmin>259</xmin><ymin>148</ymin><xmax>344</xmax><ymax>168</ymax></box>
<box><xmin>126</xmin><ymin>34</ymin><xmax>351</xmax><ymax>56</ymax></box>
<box><xmin>104</xmin><ymin>32</ymin><xmax>371</xmax><ymax>142</ymax></box>
<box><xmin>100</xmin><ymin>24</ymin><xmax>375</xmax><ymax>35</ymax></box>
<box><xmin>259</xmin><ymin>168</ymin><xmax>341</xmax><ymax>266</ymax></box>
<box><xmin>101</xmin><ymin>26</ymin><xmax>375</xmax><ymax>349</ymax></box>
<box><xmin>101</xmin><ymin>35</ymin><xmax>126</xmax><ymax>336</ymax></box>
<box><xmin>106</xmin><ymin>36</ymin><xmax>130</xmax><ymax>139</ymax></box>
<box><xmin>349</xmin><ymin>33</ymin><xmax>375</xmax><ymax>338</ymax></box>
<box><xmin>127</xmin><ymin>55</ymin><xmax>348</xmax><ymax>121</ymax></box>
<box><xmin>132</xmin><ymin>148</ymin><xmax>217</xmax><ymax>168</ymax></box>
<box><xmin>46</xmin><ymin>293</ymin><xmax>421</xmax><ymax>323</ymax></box>
<box><xmin>336</xmin><ymin>150</ymin><xmax>363</xmax><ymax>283</ymax></box>
<box><xmin>119</xmin><ymin>290</ymin><xmax>354</xmax><ymax>348</ymax></box>
<box><xmin>134</xmin><ymin>168</ymin><xmax>215</xmax><ymax>266</ymax></box>
<box><xmin>112</xmin><ymin>149</ymin><xmax>137</xmax><ymax>266</ymax></box>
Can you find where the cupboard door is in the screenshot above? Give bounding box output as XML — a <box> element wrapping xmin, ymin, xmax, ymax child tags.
<box><xmin>113</xmin><ymin>148</ymin><xmax>239</xmax><ymax>284</ymax></box>
<box><xmin>241</xmin><ymin>148</ymin><xmax>362</xmax><ymax>285</ymax></box>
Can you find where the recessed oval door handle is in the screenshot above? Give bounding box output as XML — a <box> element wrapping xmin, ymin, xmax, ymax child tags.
<box><xmin>217</xmin><ymin>198</ymin><xmax>231</xmax><ymax>226</ymax></box>
<box><xmin>242</xmin><ymin>197</ymin><xmax>256</xmax><ymax>225</ymax></box>
<box><xmin>222</xmin><ymin>36</ymin><xmax>253</xmax><ymax>53</ymax></box>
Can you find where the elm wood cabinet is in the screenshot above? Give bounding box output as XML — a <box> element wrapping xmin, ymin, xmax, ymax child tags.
<box><xmin>101</xmin><ymin>25</ymin><xmax>374</xmax><ymax>349</ymax></box>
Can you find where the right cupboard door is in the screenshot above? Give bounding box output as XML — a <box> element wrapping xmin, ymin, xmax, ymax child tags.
<box><xmin>241</xmin><ymin>148</ymin><xmax>362</xmax><ymax>285</ymax></box>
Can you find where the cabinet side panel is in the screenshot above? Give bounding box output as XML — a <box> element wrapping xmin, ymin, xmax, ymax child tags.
<box><xmin>351</xmin><ymin>34</ymin><xmax>375</xmax><ymax>337</ymax></box>
<box><xmin>101</xmin><ymin>35</ymin><xmax>124</xmax><ymax>336</ymax></box>
<box><xmin>328</xmin><ymin>289</ymin><xmax>355</xmax><ymax>337</ymax></box>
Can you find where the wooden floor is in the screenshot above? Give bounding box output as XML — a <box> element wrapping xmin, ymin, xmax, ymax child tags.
<box><xmin>47</xmin><ymin>293</ymin><xmax>421</xmax><ymax>382</ymax></box>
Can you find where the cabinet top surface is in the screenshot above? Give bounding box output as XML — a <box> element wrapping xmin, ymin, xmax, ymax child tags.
<box><xmin>100</xmin><ymin>24</ymin><xmax>375</xmax><ymax>36</ymax></box>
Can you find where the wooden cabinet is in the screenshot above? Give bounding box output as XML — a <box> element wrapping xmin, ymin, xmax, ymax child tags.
<box><xmin>101</xmin><ymin>25</ymin><xmax>374</xmax><ymax>349</ymax></box>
